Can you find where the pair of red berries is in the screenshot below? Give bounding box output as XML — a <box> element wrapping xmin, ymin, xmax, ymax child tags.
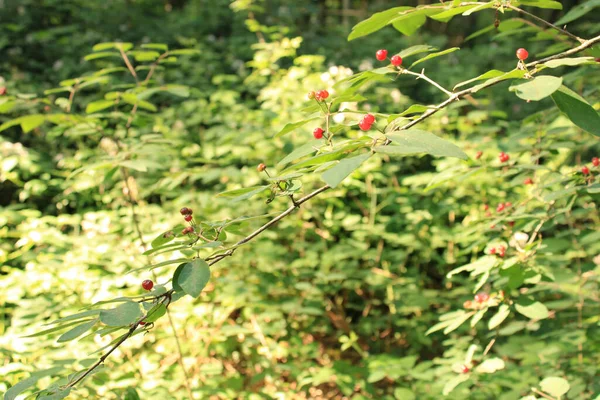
<box><xmin>489</xmin><ymin>246</ymin><xmax>506</xmax><ymax>257</ymax></box>
<box><xmin>308</xmin><ymin>90</ymin><xmax>330</xmax><ymax>102</ymax></box>
<box><xmin>180</xmin><ymin>207</ymin><xmax>193</xmax><ymax>222</ymax></box>
<box><xmin>375</xmin><ymin>49</ymin><xmax>403</xmax><ymax>67</ymax></box>
<box><xmin>498</xmin><ymin>152</ymin><xmax>510</xmax><ymax>163</ymax></box>
<box><xmin>359</xmin><ymin>114</ymin><xmax>375</xmax><ymax>131</ymax></box>
<box><xmin>496</xmin><ymin>202</ymin><xmax>511</xmax><ymax>212</ymax></box>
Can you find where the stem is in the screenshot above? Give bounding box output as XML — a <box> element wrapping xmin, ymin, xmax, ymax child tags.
<box><xmin>506</xmin><ymin>4</ymin><xmax>584</xmax><ymax>44</ymax></box>
<box><xmin>119</xmin><ymin>45</ymin><xmax>139</xmax><ymax>83</ymax></box>
<box><xmin>401</xmin><ymin>68</ymin><xmax>453</xmax><ymax>97</ymax></box>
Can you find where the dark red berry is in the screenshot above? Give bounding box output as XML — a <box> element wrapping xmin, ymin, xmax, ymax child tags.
<box><xmin>142</xmin><ymin>279</ymin><xmax>154</xmax><ymax>291</ymax></box>
<box><xmin>582</xmin><ymin>166</ymin><xmax>590</xmax><ymax>175</ymax></box>
<box><xmin>257</xmin><ymin>163</ymin><xmax>267</xmax><ymax>172</ymax></box>
<box><xmin>182</xmin><ymin>226</ymin><xmax>194</xmax><ymax>235</ymax></box>
<box><xmin>461</xmin><ymin>365</ymin><xmax>470</xmax><ymax>374</ymax></box>
<box><xmin>363</xmin><ymin>114</ymin><xmax>375</xmax><ymax>124</ymax></box>
<box><xmin>307</xmin><ymin>91</ymin><xmax>316</xmax><ymax>100</ymax></box>
<box><xmin>180</xmin><ymin>207</ymin><xmax>192</xmax><ymax>216</ymax></box>
<box><xmin>390</xmin><ymin>55</ymin><xmax>403</xmax><ymax>67</ymax></box>
<box><xmin>184</xmin><ymin>215</ymin><xmax>193</xmax><ymax>222</ymax></box>
<box><xmin>376</xmin><ymin>49</ymin><xmax>388</xmax><ymax>61</ymax></box>
<box><xmin>499</xmin><ymin>152</ymin><xmax>510</xmax><ymax>163</ymax></box>
<box><xmin>475</xmin><ymin>151</ymin><xmax>483</xmax><ymax>160</ymax></box>
<box><xmin>592</xmin><ymin>157</ymin><xmax>599</xmax><ymax>167</ymax></box>
<box><xmin>516</xmin><ymin>48</ymin><xmax>529</xmax><ymax>61</ymax></box>
<box><xmin>139</xmin><ymin>321</ymin><xmax>146</xmax><ymax>326</ymax></box>
<box><xmin>313</xmin><ymin>127</ymin><xmax>324</xmax><ymax>139</ymax></box>
<box><xmin>474</xmin><ymin>292</ymin><xmax>489</xmax><ymax>303</ymax></box>
<box><xmin>524</xmin><ymin>177</ymin><xmax>533</xmax><ymax>185</ymax></box>
<box><xmin>358</xmin><ymin>119</ymin><xmax>372</xmax><ymax>131</ymax></box>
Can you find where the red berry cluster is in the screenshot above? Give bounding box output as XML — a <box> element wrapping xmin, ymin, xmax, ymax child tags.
<box><xmin>308</xmin><ymin>89</ymin><xmax>329</xmax><ymax>102</ymax></box>
<box><xmin>358</xmin><ymin>114</ymin><xmax>375</xmax><ymax>131</ymax></box>
<box><xmin>376</xmin><ymin>49</ymin><xmax>403</xmax><ymax>67</ymax></box>
<box><xmin>498</xmin><ymin>152</ymin><xmax>510</xmax><ymax>163</ymax></box>
<box><xmin>141</xmin><ymin>279</ymin><xmax>154</xmax><ymax>291</ymax></box>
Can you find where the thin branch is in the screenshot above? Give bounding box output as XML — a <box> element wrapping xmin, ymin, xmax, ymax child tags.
<box><xmin>506</xmin><ymin>4</ymin><xmax>584</xmax><ymax>44</ymax></box>
<box><xmin>118</xmin><ymin>45</ymin><xmax>139</xmax><ymax>83</ymax></box>
<box><xmin>401</xmin><ymin>69</ymin><xmax>453</xmax><ymax>96</ymax></box>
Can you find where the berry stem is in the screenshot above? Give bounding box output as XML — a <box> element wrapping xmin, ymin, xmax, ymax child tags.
<box><xmin>506</xmin><ymin>4</ymin><xmax>584</xmax><ymax>44</ymax></box>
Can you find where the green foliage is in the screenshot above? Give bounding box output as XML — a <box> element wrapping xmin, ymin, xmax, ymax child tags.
<box><xmin>1</xmin><ymin>0</ymin><xmax>600</xmax><ymax>399</ymax></box>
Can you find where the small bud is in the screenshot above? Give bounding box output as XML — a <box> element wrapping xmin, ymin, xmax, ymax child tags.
<box><xmin>257</xmin><ymin>163</ymin><xmax>267</xmax><ymax>172</ymax></box>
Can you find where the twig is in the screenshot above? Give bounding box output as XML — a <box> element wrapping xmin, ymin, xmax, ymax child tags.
<box><xmin>118</xmin><ymin>45</ymin><xmax>139</xmax><ymax>83</ymax></box>
<box><xmin>401</xmin><ymin>68</ymin><xmax>453</xmax><ymax>96</ymax></box>
<box><xmin>506</xmin><ymin>4</ymin><xmax>584</xmax><ymax>44</ymax></box>
<box><xmin>531</xmin><ymin>388</ymin><xmax>557</xmax><ymax>400</ymax></box>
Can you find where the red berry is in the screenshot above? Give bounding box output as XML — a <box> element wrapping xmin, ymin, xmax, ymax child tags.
<box><xmin>257</xmin><ymin>163</ymin><xmax>267</xmax><ymax>172</ymax></box>
<box><xmin>496</xmin><ymin>203</ymin><xmax>505</xmax><ymax>212</ymax></box>
<box><xmin>316</xmin><ymin>90</ymin><xmax>329</xmax><ymax>101</ymax></box>
<box><xmin>142</xmin><ymin>279</ymin><xmax>154</xmax><ymax>291</ymax></box>
<box><xmin>505</xmin><ymin>202</ymin><xmax>512</xmax><ymax>208</ymax></box>
<box><xmin>461</xmin><ymin>365</ymin><xmax>470</xmax><ymax>374</ymax></box>
<box><xmin>358</xmin><ymin>119</ymin><xmax>372</xmax><ymax>131</ymax></box>
<box><xmin>313</xmin><ymin>127</ymin><xmax>324</xmax><ymax>139</ymax></box>
<box><xmin>390</xmin><ymin>55</ymin><xmax>403</xmax><ymax>67</ymax></box>
<box><xmin>524</xmin><ymin>177</ymin><xmax>534</xmax><ymax>185</ymax></box>
<box><xmin>592</xmin><ymin>157</ymin><xmax>599</xmax><ymax>167</ymax></box>
<box><xmin>489</xmin><ymin>247</ymin><xmax>497</xmax><ymax>255</ymax></box>
<box><xmin>516</xmin><ymin>48</ymin><xmax>529</xmax><ymax>61</ymax></box>
<box><xmin>498</xmin><ymin>152</ymin><xmax>510</xmax><ymax>163</ymax></box>
<box><xmin>582</xmin><ymin>166</ymin><xmax>590</xmax><ymax>175</ymax></box>
<box><xmin>184</xmin><ymin>215</ymin><xmax>193</xmax><ymax>222</ymax></box>
<box><xmin>307</xmin><ymin>91</ymin><xmax>316</xmax><ymax>100</ymax></box>
<box><xmin>475</xmin><ymin>151</ymin><xmax>483</xmax><ymax>160</ymax></box>
<box><xmin>483</xmin><ymin>204</ymin><xmax>489</xmax><ymax>211</ymax></box>
<box><xmin>182</xmin><ymin>226</ymin><xmax>194</xmax><ymax>235</ymax></box>
<box><xmin>0</xmin><ymin>87</ymin><xmax>6</xmax><ymax>96</ymax></box>
<box><xmin>363</xmin><ymin>114</ymin><xmax>375</xmax><ymax>124</ymax></box>
<box><xmin>139</xmin><ymin>321</ymin><xmax>146</xmax><ymax>326</ymax></box>
<box><xmin>474</xmin><ymin>292</ymin><xmax>489</xmax><ymax>303</ymax></box>
<box><xmin>376</xmin><ymin>49</ymin><xmax>388</xmax><ymax>61</ymax></box>
<box><xmin>508</xmin><ymin>221</ymin><xmax>515</xmax><ymax>227</ymax></box>
<box><xmin>180</xmin><ymin>207</ymin><xmax>192</xmax><ymax>216</ymax></box>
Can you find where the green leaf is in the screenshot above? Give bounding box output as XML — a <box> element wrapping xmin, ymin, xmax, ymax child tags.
<box><xmin>443</xmin><ymin>311</ymin><xmax>475</xmax><ymax>334</ymax></box>
<box><xmin>519</xmin><ymin>0</ymin><xmax>563</xmax><ymax>9</ymax></box>
<box><xmin>177</xmin><ymin>258</ymin><xmax>211</xmax><ymax>298</ymax></box>
<box><xmin>515</xmin><ymin>299</ymin><xmax>549</xmax><ymax>319</ymax></box>
<box><xmin>393</xmin><ymin>388</ymin><xmax>415</xmax><ymax>400</ymax></box>
<box><xmin>541</xmin><ymin>57</ymin><xmax>595</xmax><ymax>68</ymax></box>
<box><xmin>92</xmin><ymin>42</ymin><xmax>133</xmax><ymax>51</ymax></box>
<box><xmin>86</xmin><ymin>100</ymin><xmax>114</xmax><ymax>113</ymax></box>
<box><xmin>443</xmin><ymin>374</ymin><xmax>470</xmax><ymax>396</ymax></box>
<box><xmin>141</xmin><ymin>43</ymin><xmax>168</xmax><ymax>51</ymax></box>
<box><xmin>551</xmin><ymin>85</ymin><xmax>600</xmax><ymax>137</ymax></box>
<box><xmin>100</xmin><ymin>301</ymin><xmax>142</xmax><ymax>327</ymax></box>
<box><xmin>397</xmin><ymin>45</ymin><xmax>437</xmax><ymax>59</ymax></box>
<box><xmin>150</xmin><ymin>230</ymin><xmax>176</xmax><ymax>248</ymax></box>
<box><xmin>348</xmin><ymin>7</ymin><xmax>413</xmax><ymax>41</ymax></box>
<box><xmin>430</xmin><ymin>5</ymin><xmax>480</xmax><ymax>21</ymax></box>
<box><xmin>20</xmin><ymin>114</ymin><xmax>45</xmax><ymax>133</ymax></box>
<box><xmin>38</xmin><ymin>388</ymin><xmax>72</xmax><ymax>400</ymax></box>
<box><xmin>3</xmin><ymin>367</ymin><xmax>63</xmax><ymax>400</ymax></box>
<box><xmin>321</xmin><ymin>152</ymin><xmax>371</xmax><ymax>188</ymax></box>
<box><xmin>57</xmin><ymin>319</ymin><xmax>98</xmax><ymax>342</ymax></box>
<box><xmin>454</xmin><ymin>70</ymin><xmax>504</xmax><ymax>90</ymax></box>
<box><xmin>44</xmin><ymin>310</ymin><xmax>101</xmax><ymax>326</ymax></box>
<box><xmin>124</xmin><ymin>387</ymin><xmax>142</xmax><ymax>400</ymax></box>
<box><xmin>555</xmin><ymin>0</ymin><xmax>600</xmax><ymax>24</ymax></box>
<box><xmin>409</xmin><ymin>47</ymin><xmax>459</xmax><ymax>68</ymax></box>
<box><xmin>24</xmin><ymin>319</ymin><xmax>95</xmax><ymax>338</ymax></box>
<box><xmin>392</xmin><ymin>11</ymin><xmax>427</xmax><ymax>36</ymax></box>
<box><xmin>216</xmin><ymin>185</ymin><xmax>270</xmax><ymax>202</ymax></box>
<box><xmin>168</xmin><ymin>49</ymin><xmax>200</xmax><ymax>56</ymax></box>
<box><xmin>121</xmin><ymin>93</ymin><xmax>157</xmax><ymax>112</ymax></box>
<box><xmin>384</xmin><ymin>129</ymin><xmax>468</xmax><ymax>159</ymax></box>
<box><xmin>277</xmin><ymin>142</ymin><xmax>320</xmax><ymax>167</ymax></box>
<box><xmin>509</xmin><ymin>76</ymin><xmax>562</xmax><ymax>101</ymax></box>
<box><xmin>470</xmin><ymin>69</ymin><xmax>527</xmax><ymax>93</ymax></box>
<box><xmin>84</xmin><ymin>52</ymin><xmax>121</xmax><ymax>61</ymax></box>
<box><xmin>540</xmin><ymin>377</ymin><xmax>570</xmax><ymax>397</ymax></box>
<box><xmin>475</xmin><ymin>358</ymin><xmax>505</xmax><ymax>373</ymax></box>
<box><xmin>275</xmin><ymin>117</ymin><xmax>320</xmax><ymax>138</ymax></box>
<box><xmin>488</xmin><ymin>304</ymin><xmax>510</xmax><ymax>329</ymax></box>
<box><xmin>130</xmin><ymin>50</ymin><xmax>160</xmax><ymax>62</ymax></box>
<box><xmin>144</xmin><ymin>303</ymin><xmax>167</xmax><ymax>323</ymax></box>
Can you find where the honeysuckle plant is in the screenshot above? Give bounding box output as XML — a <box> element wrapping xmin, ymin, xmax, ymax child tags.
<box><xmin>2</xmin><ymin>1</ymin><xmax>600</xmax><ymax>399</ymax></box>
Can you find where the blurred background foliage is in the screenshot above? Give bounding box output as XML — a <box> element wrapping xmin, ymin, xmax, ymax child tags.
<box><xmin>1</xmin><ymin>0</ymin><xmax>600</xmax><ymax>399</ymax></box>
